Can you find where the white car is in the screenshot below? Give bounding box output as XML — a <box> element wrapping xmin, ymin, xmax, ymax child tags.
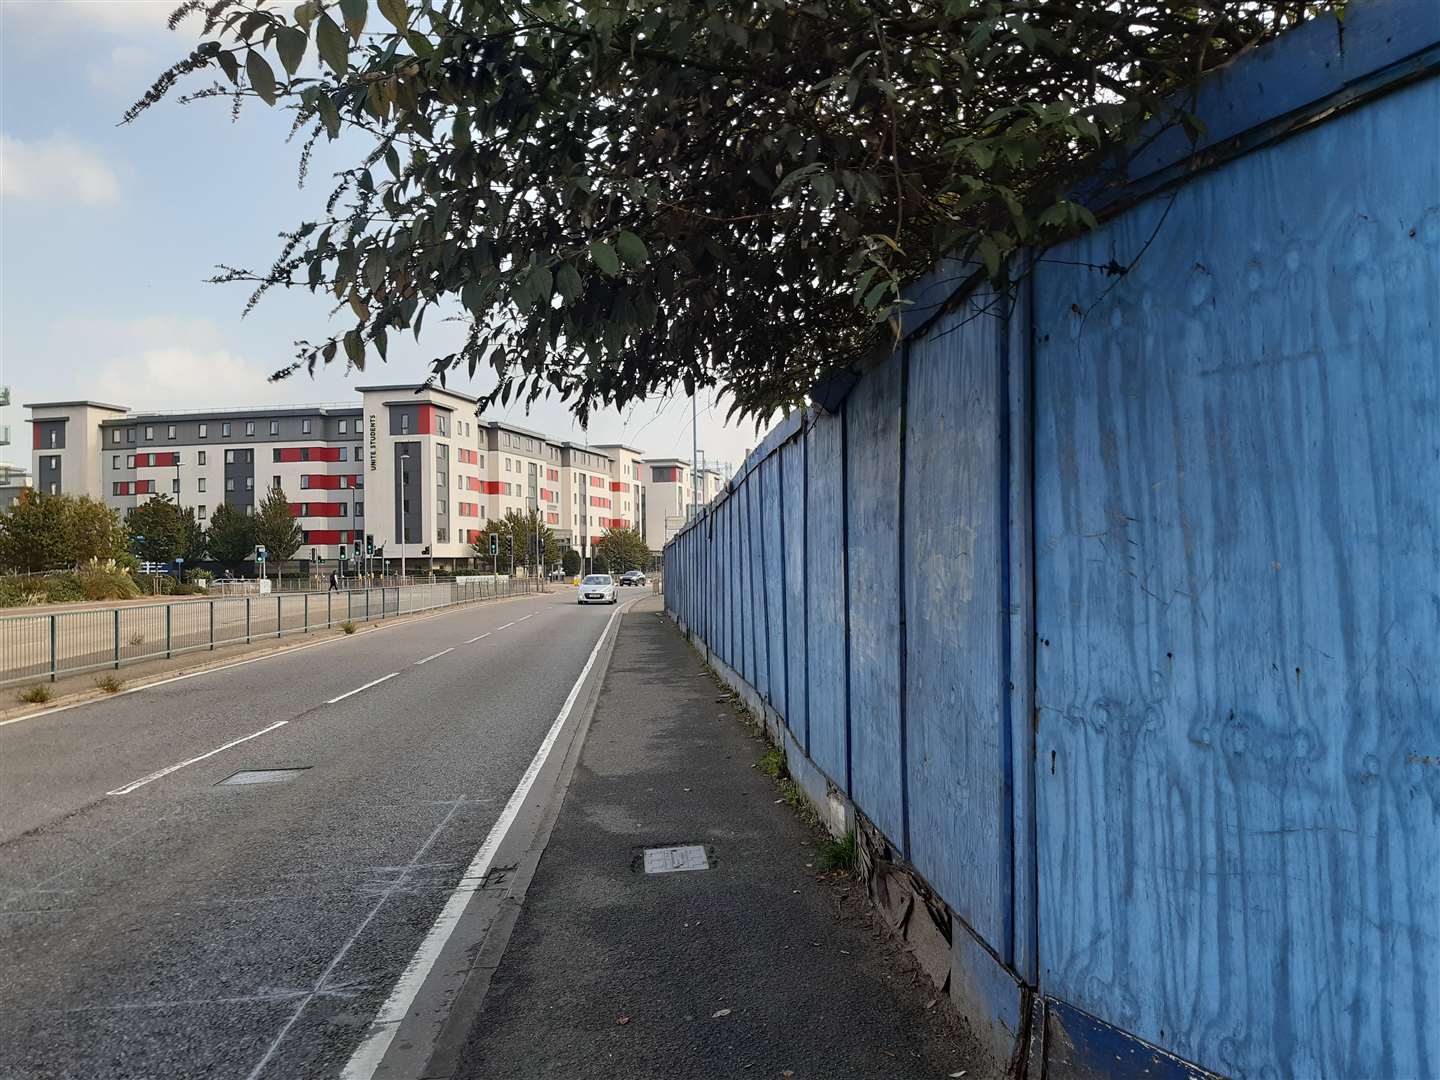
<box><xmin>577</xmin><ymin>574</ymin><xmax>617</xmax><ymax>604</ymax></box>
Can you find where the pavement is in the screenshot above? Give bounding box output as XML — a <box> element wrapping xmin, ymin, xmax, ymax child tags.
<box><xmin>447</xmin><ymin>599</ymin><xmax>979</xmax><ymax>1080</ymax></box>
<box><xmin>0</xmin><ymin>591</ymin><xmax>979</xmax><ymax>1080</ymax></box>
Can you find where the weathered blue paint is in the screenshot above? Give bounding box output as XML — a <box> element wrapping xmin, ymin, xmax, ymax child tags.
<box><xmin>844</xmin><ymin>357</ymin><xmax>906</xmax><ymax>848</ymax></box>
<box><xmin>903</xmin><ymin>285</ymin><xmax>1010</xmax><ymax>949</ymax></box>
<box><xmin>804</xmin><ymin>411</ymin><xmax>848</xmax><ymax>786</ymax></box>
<box><xmin>781</xmin><ymin>437</ymin><xmax>808</xmax><ymax>745</ymax></box>
<box><xmin>661</xmin><ymin>10</ymin><xmax>1439</xmax><ymax>1078</ymax></box>
<box><xmin>1032</xmin><ymin>69</ymin><xmax>1440</xmax><ymax>1079</ymax></box>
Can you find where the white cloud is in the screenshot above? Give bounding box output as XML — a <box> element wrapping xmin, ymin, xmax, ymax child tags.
<box><xmin>3</xmin><ymin>1</ymin><xmax>185</xmax><ymax>38</ymax></box>
<box><xmin>0</xmin><ymin>133</ymin><xmax>121</xmax><ymax>206</ymax></box>
<box><xmin>55</xmin><ymin>316</ymin><xmax>310</xmax><ymax>411</ymax></box>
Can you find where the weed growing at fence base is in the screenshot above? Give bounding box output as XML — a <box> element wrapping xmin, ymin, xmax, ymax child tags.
<box><xmin>817</xmin><ymin>831</ymin><xmax>858</xmax><ymax>875</ymax></box>
<box><xmin>758</xmin><ymin>747</ymin><xmax>786</xmax><ymax>779</ymax></box>
<box><xmin>127</xmin><ymin>632</ymin><xmax>145</xmax><ymax>647</ymax></box>
<box><xmin>17</xmin><ymin>685</ymin><xmax>51</xmax><ymax>704</ymax></box>
<box><xmin>340</xmin><ymin>621</ymin><xmax>357</xmax><ymax>635</ymax></box>
<box><xmin>94</xmin><ymin>674</ymin><xmax>124</xmax><ymax>694</ymax></box>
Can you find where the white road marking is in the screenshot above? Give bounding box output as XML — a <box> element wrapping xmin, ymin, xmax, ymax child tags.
<box><xmin>517</xmin><ymin>613</ymin><xmax>536</xmax><ymax>621</ymax></box>
<box><xmin>495</xmin><ymin>621</ymin><xmax>516</xmax><ymax>631</ymax></box>
<box><xmin>414</xmin><ymin>648</ymin><xmax>454</xmax><ymax>666</ymax></box>
<box><xmin>464</xmin><ymin>633</ymin><xmax>491</xmax><ymax>644</ymax></box>
<box><xmin>106</xmin><ymin>721</ymin><xmax>289</xmax><ymax>796</ymax></box>
<box><xmin>339</xmin><ymin>600</ymin><xmax>631</xmax><ymax>1080</ymax></box>
<box><xmin>325</xmin><ymin>672</ymin><xmax>399</xmax><ymax>704</ymax></box>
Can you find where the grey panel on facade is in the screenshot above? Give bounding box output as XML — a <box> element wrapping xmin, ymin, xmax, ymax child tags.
<box><xmin>35</xmin><ymin>421</ymin><xmax>66</xmax><ymax>451</ymax></box>
<box><xmin>393</xmin><ymin>441</ymin><xmax>421</xmax><ymax>545</ymax></box>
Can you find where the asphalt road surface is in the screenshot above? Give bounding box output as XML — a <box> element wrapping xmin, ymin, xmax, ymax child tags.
<box><xmin>0</xmin><ymin>588</ymin><xmax>626</xmax><ymax>1080</ymax></box>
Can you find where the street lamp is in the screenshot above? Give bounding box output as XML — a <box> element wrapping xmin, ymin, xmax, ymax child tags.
<box><xmin>400</xmin><ymin>452</ymin><xmax>409</xmax><ymax>582</ymax></box>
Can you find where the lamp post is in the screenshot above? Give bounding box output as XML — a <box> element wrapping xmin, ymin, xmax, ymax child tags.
<box><xmin>400</xmin><ymin>452</ymin><xmax>409</xmax><ymax>582</ymax></box>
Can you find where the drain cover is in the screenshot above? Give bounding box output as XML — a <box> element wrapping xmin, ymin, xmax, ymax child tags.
<box><xmin>217</xmin><ymin>768</ymin><xmax>310</xmax><ymax>786</ymax></box>
<box><xmin>643</xmin><ymin>845</ymin><xmax>710</xmax><ymax>874</ymax></box>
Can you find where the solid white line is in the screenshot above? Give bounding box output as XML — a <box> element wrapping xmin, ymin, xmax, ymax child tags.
<box><xmin>106</xmin><ymin>721</ymin><xmax>289</xmax><ymax>796</ymax></box>
<box><xmin>326</xmin><ymin>672</ymin><xmax>399</xmax><ymax>704</ymax></box>
<box><xmin>464</xmin><ymin>633</ymin><xmax>491</xmax><ymax>644</ymax></box>
<box><xmin>339</xmin><ymin>601</ymin><xmax>630</xmax><ymax>1080</ymax></box>
<box><xmin>414</xmin><ymin>648</ymin><xmax>454</xmax><ymax>666</ymax></box>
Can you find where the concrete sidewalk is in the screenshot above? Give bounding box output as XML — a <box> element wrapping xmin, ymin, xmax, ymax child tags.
<box><xmin>447</xmin><ymin>597</ymin><xmax>980</xmax><ymax>1080</ymax></box>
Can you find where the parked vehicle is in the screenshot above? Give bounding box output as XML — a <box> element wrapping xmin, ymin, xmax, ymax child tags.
<box><xmin>577</xmin><ymin>574</ymin><xmax>617</xmax><ymax>604</ymax></box>
<box><xmin>619</xmin><ymin>570</ymin><xmax>648</xmax><ymax>586</ymax></box>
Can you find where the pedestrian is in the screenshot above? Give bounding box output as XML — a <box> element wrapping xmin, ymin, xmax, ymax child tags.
<box><xmin>328</xmin><ymin>571</ymin><xmax>339</xmax><ymax>592</ymax></box>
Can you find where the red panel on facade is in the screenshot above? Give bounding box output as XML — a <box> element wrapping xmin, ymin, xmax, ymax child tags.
<box><xmin>418</xmin><ymin>405</ymin><xmax>434</xmax><ymax>435</ymax></box>
<box><xmin>590</xmin><ymin>475</ymin><xmax>605</xmax><ymax>488</ymax></box>
<box><xmin>546</xmin><ymin>512</ymin><xmax>560</xmax><ymax>525</ymax></box>
<box><xmin>276</xmin><ymin>447</ymin><xmax>304</xmax><ymax>463</ymax></box>
<box><xmin>466</xmin><ymin>529</ymin><xmax>483</xmax><ymax>544</ymax></box>
<box><xmin>466</xmin><ymin>476</ymin><xmax>482</xmax><ymax>491</ymax></box>
<box><xmin>589</xmin><ymin>495</ymin><xmax>611</xmax><ymax>508</ymax></box>
<box><xmin>304</xmin><ymin>474</ymin><xmax>341</xmax><ymax>489</ymax></box>
<box><xmin>137</xmin><ymin>452</ymin><xmax>180</xmax><ymax>468</ymax></box>
<box><xmin>33</xmin><ymin>426</ymin><xmax>41</xmax><ymax>450</ymax></box>
<box><xmin>137</xmin><ymin>480</ymin><xmax>155</xmax><ymax>494</ymax></box>
<box><xmin>546</xmin><ymin>468</ymin><xmax>559</xmax><ymax>481</ymax></box>
<box><xmin>304</xmin><ymin>530</ymin><xmax>343</xmax><ymax>545</ymax></box>
<box><xmin>296</xmin><ymin>502</ymin><xmax>346</xmax><ymax>517</ymax></box>
<box><xmin>289</xmin><ymin>504</ymin><xmax>303</xmax><ymax>517</ymax></box>
<box><xmin>480</xmin><ymin>481</ymin><xmax>504</xmax><ymax>495</ymax></box>
<box><xmin>610</xmin><ymin>481</ymin><xmax>629</xmax><ymax>492</ymax></box>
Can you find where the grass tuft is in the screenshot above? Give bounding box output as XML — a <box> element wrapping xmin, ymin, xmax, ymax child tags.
<box><xmin>757</xmin><ymin>746</ymin><xmax>786</xmax><ymax>779</ymax></box>
<box><xmin>127</xmin><ymin>632</ymin><xmax>145</xmax><ymax>647</ymax></box>
<box><xmin>18</xmin><ymin>684</ymin><xmax>52</xmax><ymax>704</ymax></box>
<box><xmin>817</xmin><ymin>830</ymin><xmax>858</xmax><ymax>874</ymax></box>
<box><xmin>95</xmin><ymin>674</ymin><xmax>125</xmax><ymax>694</ymax></box>
<box><xmin>340</xmin><ymin>621</ymin><xmax>358</xmax><ymax>635</ymax></box>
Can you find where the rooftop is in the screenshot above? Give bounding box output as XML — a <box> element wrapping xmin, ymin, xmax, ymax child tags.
<box><xmin>25</xmin><ymin>401</ymin><xmax>129</xmax><ymax>413</ymax></box>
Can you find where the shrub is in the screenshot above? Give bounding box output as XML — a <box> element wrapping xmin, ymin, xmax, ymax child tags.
<box><xmin>95</xmin><ymin>674</ymin><xmax>124</xmax><ymax>694</ymax></box>
<box><xmin>77</xmin><ymin>567</ymin><xmax>142</xmax><ymax>601</ymax></box>
<box><xmin>340</xmin><ymin>621</ymin><xmax>357</xmax><ymax>635</ymax></box>
<box><xmin>17</xmin><ymin>684</ymin><xmax>52</xmax><ymax>704</ymax></box>
<box><xmin>42</xmin><ymin>574</ymin><xmax>85</xmax><ymax>604</ymax></box>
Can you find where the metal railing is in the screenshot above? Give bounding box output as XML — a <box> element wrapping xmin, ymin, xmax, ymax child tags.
<box><xmin>0</xmin><ymin>578</ymin><xmax>538</xmax><ymax>690</ymax></box>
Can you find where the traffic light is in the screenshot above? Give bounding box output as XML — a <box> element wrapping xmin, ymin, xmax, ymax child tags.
<box><xmin>353</xmin><ymin>540</ymin><xmax>362</xmax><ymax>561</ymax></box>
<box><xmin>365</xmin><ymin>534</ymin><xmax>374</xmax><ymax>556</ymax></box>
<box><xmin>489</xmin><ymin>532</ymin><xmax>499</xmax><ymax>556</ymax></box>
<box><xmin>339</xmin><ymin>546</ymin><xmax>348</xmax><ymax>561</ymax></box>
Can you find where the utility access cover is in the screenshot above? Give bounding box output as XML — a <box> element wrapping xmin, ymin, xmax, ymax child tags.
<box><xmin>218</xmin><ymin>768</ymin><xmax>310</xmax><ymax>786</ymax></box>
<box><xmin>643</xmin><ymin>845</ymin><xmax>710</xmax><ymax>874</ymax></box>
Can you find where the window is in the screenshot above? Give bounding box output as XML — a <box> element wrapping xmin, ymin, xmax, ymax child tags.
<box><xmin>167</xmin><ymin>424</ymin><xmax>177</xmax><ymax>440</ymax></box>
<box><xmin>47</xmin><ymin>456</ymin><xmax>57</xmax><ymax>472</ymax></box>
<box><xmin>127</xmin><ymin>428</ymin><xmax>135</xmax><ymax>443</ymax></box>
<box><xmin>354</xmin><ymin>501</ymin><xmax>364</xmax><ymax>517</ymax></box>
<box><xmin>302</xmin><ymin>418</ymin><xmax>312</xmax><ymax>434</ymax></box>
<box><xmin>245</xmin><ymin>476</ymin><xmax>254</xmax><ymax>490</ymax></box>
<box><xmin>197</xmin><ymin>450</ymin><xmax>206</xmax><ymax>465</ymax></box>
<box><xmin>337</xmin><ymin>505</ymin><xmax>347</xmax><ymax>517</ymax></box>
<box><xmin>225</xmin><ymin>478</ymin><xmax>235</xmax><ymax>492</ymax></box>
<box><xmin>400</xmin><ymin>413</ymin><xmax>410</xmax><ymax>434</ymax></box>
<box><xmin>245</xmin><ymin>505</ymin><xmax>253</xmax><ymax>516</ymax></box>
<box><xmin>126</xmin><ymin>455</ymin><xmax>136</xmax><ymax>468</ymax></box>
<box><xmin>268</xmin><ymin>419</ymin><xmax>279</xmax><ymax>436</ymax></box>
<box><xmin>338</xmin><ymin>419</ymin><xmax>348</xmax><ymax>435</ymax></box>
<box><xmin>112</xmin><ymin>482</ymin><xmax>121</xmax><ymax>496</ymax></box>
<box><xmin>144</xmin><ymin>426</ymin><xmax>154</xmax><ymax>440</ymax></box>
<box><xmin>245</xmin><ymin>449</ymin><xmax>253</xmax><ymax>463</ymax></box>
<box><xmin>198</xmin><ymin>477</ymin><xmax>206</xmax><ymax>493</ymax></box>
<box><xmin>48</xmin><ymin>483</ymin><xmax>57</xmax><ymax>495</ymax></box>
<box><xmin>221</xmin><ymin>421</ymin><xmax>231</xmax><ymax>437</ymax></box>
<box><xmin>225</xmin><ymin>449</ymin><xmax>235</xmax><ymax>464</ymax></box>
<box><xmin>246</xmin><ymin>421</ymin><xmax>255</xmax><ymax>436</ymax></box>
<box><xmin>199</xmin><ymin>505</ymin><xmax>207</xmax><ymax>520</ymax></box>
<box><xmin>199</xmin><ymin>423</ymin><xmax>208</xmax><ymax>438</ymax></box>
<box><xmin>111</xmin><ymin>430</ymin><xmax>121</xmax><ymax>445</ymax></box>
<box><xmin>172</xmin><ymin>479</ymin><xmax>180</xmax><ymax>494</ymax></box>
<box><xmin>505</xmin><ymin>458</ymin><xmax>512</xmax><ymax>472</ymax></box>
<box><xmin>272</xmin><ymin>476</ymin><xmax>281</xmax><ymax>490</ymax></box>
<box><xmin>112</xmin><ymin>454</ymin><xmax>120</xmax><ymax>469</ymax></box>
<box><xmin>339</xmin><ymin>447</ymin><xmax>348</xmax><ymax>461</ymax></box>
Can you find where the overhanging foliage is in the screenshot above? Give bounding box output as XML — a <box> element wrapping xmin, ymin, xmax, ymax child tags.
<box><xmin>135</xmin><ymin>0</ymin><xmax>1330</xmax><ymax>422</ymax></box>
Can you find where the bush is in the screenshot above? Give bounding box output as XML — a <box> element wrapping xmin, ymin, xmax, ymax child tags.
<box><xmin>17</xmin><ymin>684</ymin><xmax>52</xmax><ymax>704</ymax></box>
<box><xmin>95</xmin><ymin>674</ymin><xmax>124</xmax><ymax>694</ymax></box>
<box><xmin>171</xmin><ymin>584</ymin><xmax>206</xmax><ymax>596</ymax></box>
<box><xmin>77</xmin><ymin>567</ymin><xmax>142</xmax><ymax>601</ymax></box>
<box><xmin>0</xmin><ymin>580</ymin><xmax>42</xmax><ymax>608</ymax></box>
<box><xmin>42</xmin><ymin>575</ymin><xmax>85</xmax><ymax>604</ymax></box>
<box><xmin>340</xmin><ymin>621</ymin><xmax>357</xmax><ymax>635</ymax></box>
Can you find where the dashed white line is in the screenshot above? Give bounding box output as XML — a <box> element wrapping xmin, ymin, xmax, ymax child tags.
<box><xmin>414</xmin><ymin>648</ymin><xmax>454</xmax><ymax>666</ymax></box>
<box><xmin>517</xmin><ymin>613</ymin><xmax>536</xmax><ymax>621</ymax></box>
<box><xmin>495</xmin><ymin>621</ymin><xmax>516</xmax><ymax>631</ymax></box>
<box><xmin>464</xmin><ymin>633</ymin><xmax>491</xmax><ymax>644</ymax></box>
<box><xmin>325</xmin><ymin>672</ymin><xmax>399</xmax><ymax>704</ymax></box>
<box><xmin>106</xmin><ymin>721</ymin><xmax>289</xmax><ymax>796</ymax></box>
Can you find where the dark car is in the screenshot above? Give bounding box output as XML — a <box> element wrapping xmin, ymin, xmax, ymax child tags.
<box><xmin>619</xmin><ymin>570</ymin><xmax>648</xmax><ymax>586</ymax></box>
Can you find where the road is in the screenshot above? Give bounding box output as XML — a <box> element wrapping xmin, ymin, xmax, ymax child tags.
<box><xmin>0</xmin><ymin>587</ymin><xmax>628</xmax><ymax>1080</ymax></box>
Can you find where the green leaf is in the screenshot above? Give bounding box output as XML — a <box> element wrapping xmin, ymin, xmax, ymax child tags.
<box><xmin>530</xmin><ymin>265</ymin><xmax>554</xmax><ymax>302</ymax></box>
<box><xmin>293</xmin><ymin>1</ymin><xmax>318</xmax><ymax>30</ymax></box>
<box><xmin>315</xmin><ymin>12</ymin><xmax>348</xmax><ymax>74</ymax></box>
<box><xmin>589</xmin><ymin>240</ymin><xmax>620</xmax><ymax>276</ymax></box>
<box><xmin>245</xmin><ymin>50</ymin><xmax>277</xmax><ymax>105</ymax></box>
<box><xmin>338</xmin><ymin>0</ymin><xmax>367</xmax><ymax>40</ymax></box>
<box><xmin>364</xmin><ymin>251</ymin><xmax>386</xmax><ymax>292</ymax></box>
<box><xmin>378</xmin><ymin>0</ymin><xmax>410</xmax><ymax>30</ymax></box>
<box><xmin>615</xmin><ymin>231</ymin><xmax>648</xmax><ymax>269</ymax></box>
<box><xmin>316</xmin><ymin>93</ymin><xmax>341</xmax><ymax>138</ymax></box>
<box><xmin>343</xmin><ymin>329</ymin><xmax>364</xmax><ymax>367</ymax></box>
<box><xmin>862</xmin><ymin>280</ymin><xmax>889</xmax><ymax>310</ymax></box>
<box><xmin>556</xmin><ymin>262</ymin><xmax>583</xmax><ymax>303</ymax></box>
<box><xmin>216</xmin><ymin>50</ymin><xmax>240</xmax><ymax>85</ymax></box>
<box><xmin>977</xmin><ymin>234</ymin><xmax>1002</xmax><ymax>278</ymax></box>
<box><xmin>275</xmin><ymin>26</ymin><xmax>306</xmax><ymax>77</ymax></box>
<box><xmin>811</xmin><ymin>173</ymin><xmax>836</xmax><ymax>208</ymax></box>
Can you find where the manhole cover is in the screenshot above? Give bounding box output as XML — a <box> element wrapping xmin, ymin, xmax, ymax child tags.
<box><xmin>217</xmin><ymin>768</ymin><xmax>311</xmax><ymax>786</ymax></box>
<box><xmin>642</xmin><ymin>845</ymin><xmax>710</xmax><ymax>874</ymax></box>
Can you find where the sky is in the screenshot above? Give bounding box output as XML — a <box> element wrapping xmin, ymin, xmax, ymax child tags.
<box><xmin>0</xmin><ymin>0</ymin><xmax>763</xmax><ymax>475</ymax></box>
